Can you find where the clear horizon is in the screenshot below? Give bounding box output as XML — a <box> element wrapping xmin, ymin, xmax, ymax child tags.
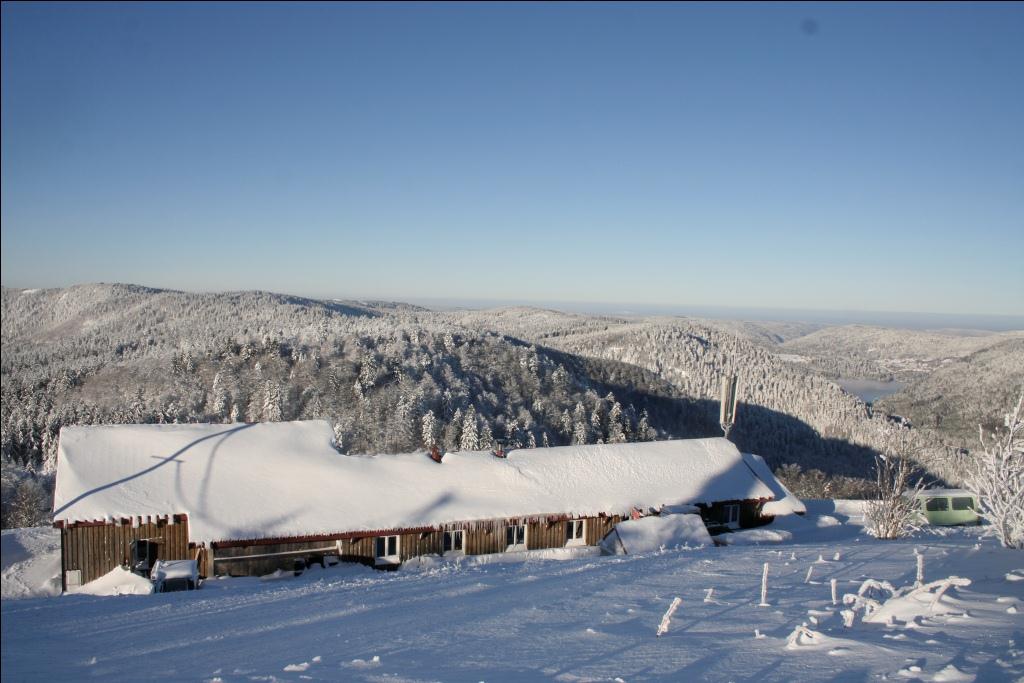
<box><xmin>3</xmin><ymin>2</ymin><xmax>1023</xmax><ymax>316</ymax></box>
<box><xmin>5</xmin><ymin>280</ymin><xmax>1024</xmax><ymax>331</ymax></box>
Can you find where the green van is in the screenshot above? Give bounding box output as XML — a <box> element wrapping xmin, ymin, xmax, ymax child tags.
<box><xmin>915</xmin><ymin>489</ymin><xmax>980</xmax><ymax>526</ymax></box>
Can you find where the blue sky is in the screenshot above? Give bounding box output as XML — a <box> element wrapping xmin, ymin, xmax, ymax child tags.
<box><xmin>2</xmin><ymin>2</ymin><xmax>1022</xmax><ymax>317</ymax></box>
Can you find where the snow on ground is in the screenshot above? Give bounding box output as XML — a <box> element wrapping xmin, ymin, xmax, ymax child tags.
<box><xmin>1</xmin><ymin>526</ymin><xmax>61</xmax><ymax>599</ymax></box>
<box><xmin>69</xmin><ymin>566</ymin><xmax>154</xmax><ymax>597</ymax></box>
<box><xmin>3</xmin><ymin>501</ymin><xmax>1024</xmax><ymax>682</ymax></box>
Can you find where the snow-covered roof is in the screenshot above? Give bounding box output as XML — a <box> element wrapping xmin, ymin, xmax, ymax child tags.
<box><xmin>740</xmin><ymin>452</ymin><xmax>807</xmax><ymax>516</ymax></box>
<box><xmin>915</xmin><ymin>488</ymin><xmax>976</xmax><ymax>498</ymax></box>
<box><xmin>53</xmin><ymin>421</ymin><xmax>777</xmax><ymax>544</ymax></box>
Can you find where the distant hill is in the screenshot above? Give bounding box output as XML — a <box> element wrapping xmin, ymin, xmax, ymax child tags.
<box><xmin>874</xmin><ymin>338</ymin><xmax>1024</xmax><ymax>446</ymax></box>
<box><xmin>778</xmin><ymin>325</ymin><xmax>1022</xmax><ymax>382</ymax></box>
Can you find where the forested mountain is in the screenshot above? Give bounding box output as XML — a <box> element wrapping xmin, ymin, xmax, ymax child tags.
<box><xmin>874</xmin><ymin>338</ymin><xmax>1024</xmax><ymax>446</ymax></box>
<box><xmin>2</xmin><ymin>284</ymin><xmax>1018</xmax><ymax>527</ymax></box>
<box><xmin>777</xmin><ymin>325</ymin><xmax>1023</xmax><ymax>382</ymax></box>
<box><xmin>445</xmin><ymin>312</ymin><xmax>943</xmax><ymax>479</ymax></box>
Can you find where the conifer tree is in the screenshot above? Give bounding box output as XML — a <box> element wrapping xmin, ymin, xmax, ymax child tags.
<box><xmin>421</xmin><ymin>410</ymin><xmax>438</xmax><ymax>449</ymax></box>
<box><xmin>460</xmin><ymin>406</ymin><xmax>479</xmax><ymax>451</ymax></box>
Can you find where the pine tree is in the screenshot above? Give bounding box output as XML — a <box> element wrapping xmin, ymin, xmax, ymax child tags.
<box><xmin>262</xmin><ymin>381</ymin><xmax>282</xmax><ymax>422</ymax></box>
<box><xmin>444</xmin><ymin>408</ymin><xmax>463</xmax><ymax>450</ymax></box>
<box><xmin>608</xmin><ymin>401</ymin><xmax>627</xmax><ymax>443</ymax></box>
<box><xmin>573</xmin><ymin>419</ymin><xmax>588</xmax><ymax>445</ymax></box>
<box><xmin>332</xmin><ymin>422</ymin><xmax>345</xmax><ymax>453</ymax></box>
<box><xmin>303</xmin><ymin>389</ymin><xmax>325</xmax><ymax>420</ymax></box>
<box><xmin>209</xmin><ymin>372</ymin><xmax>228</xmax><ymax>421</ymax></box>
<box><xmin>638</xmin><ymin>409</ymin><xmax>654</xmax><ymax>441</ymax></box>
<box><xmin>478</xmin><ymin>420</ymin><xmax>494</xmax><ymax>450</ymax></box>
<box><xmin>421</xmin><ymin>410</ymin><xmax>438</xmax><ymax>449</ymax></box>
<box><xmin>460</xmin><ymin>406</ymin><xmax>479</xmax><ymax>451</ymax></box>
<box><xmin>560</xmin><ymin>409</ymin><xmax>573</xmax><ymax>438</ymax></box>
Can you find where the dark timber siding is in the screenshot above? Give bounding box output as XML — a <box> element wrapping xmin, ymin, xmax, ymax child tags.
<box><xmin>59</xmin><ymin>515</ymin><xmax>190</xmax><ymax>587</ymax></box>
<box><xmin>60</xmin><ymin>504</ymin><xmax>766</xmax><ymax>583</ymax></box>
<box><xmin>204</xmin><ymin>514</ymin><xmax>625</xmax><ymax>577</ymax></box>
<box><xmin>213</xmin><ymin>539</ymin><xmax>340</xmax><ymax>577</ymax></box>
<box><xmin>698</xmin><ymin>500</ymin><xmax>769</xmax><ymax>533</ymax></box>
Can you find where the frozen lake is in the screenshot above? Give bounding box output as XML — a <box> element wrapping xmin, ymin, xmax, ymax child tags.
<box><xmin>836</xmin><ymin>378</ymin><xmax>905</xmax><ymax>404</ymax></box>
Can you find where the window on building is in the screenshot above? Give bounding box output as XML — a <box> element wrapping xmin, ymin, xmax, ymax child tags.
<box><xmin>443</xmin><ymin>529</ymin><xmax>464</xmax><ymax>553</ymax></box>
<box><xmin>374</xmin><ymin>535</ymin><xmax>399</xmax><ymax>563</ymax></box>
<box><xmin>926</xmin><ymin>497</ymin><xmax>949</xmax><ymax>512</ymax></box>
<box><xmin>952</xmin><ymin>497</ymin><xmax>975</xmax><ymax>511</ymax></box>
<box><xmin>565</xmin><ymin>519</ymin><xmax>586</xmax><ymax>545</ymax></box>
<box><xmin>506</xmin><ymin>524</ymin><xmax>526</xmax><ymax>550</ymax></box>
<box><xmin>724</xmin><ymin>504</ymin><xmax>740</xmax><ymax>526</ymax></box>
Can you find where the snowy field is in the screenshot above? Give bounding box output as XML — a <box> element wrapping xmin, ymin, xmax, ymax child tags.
<box><xmin>3</xmin><ymin>502</ymin><xmax>1023</xmax><ymax>682</ymax></box>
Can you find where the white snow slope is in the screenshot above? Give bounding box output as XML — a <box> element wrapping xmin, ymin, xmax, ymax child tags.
<box><xmin>1</xmin><ymin>527</ymin><xmax>61</xmax><ymax>599</ymax></box>
<box><xmin>54</xmin><ymin>421</ymin><xmax>773</xmax><ymax>542</ymax></box>
<box><xmin>4</xmin><ymin>501</ymin><xmax>1023</xmax><ymax>682</ymax></box>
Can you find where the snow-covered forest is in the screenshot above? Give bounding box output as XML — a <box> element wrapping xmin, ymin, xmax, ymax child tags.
<box><xmin>2</xmin><ymin>284</ymin><xmax>1021</xmax><ymax>527</ymax></box>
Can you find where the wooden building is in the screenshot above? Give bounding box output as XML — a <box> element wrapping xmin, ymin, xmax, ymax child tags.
<box><xmin>53</xmin><ymin>421</ymin><xmax>796</xmax><ymax>589</ymax></box>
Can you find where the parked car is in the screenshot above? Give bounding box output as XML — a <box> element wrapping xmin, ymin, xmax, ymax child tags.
<box><xmin>915</xmin><ymin>489</ymin><xmax>980</xmax><ymax>526</ymax></box>
<box><xmin>150</xmin><ymin>559</ymin><xmax>199</xmax><ymax>592</ymax></box>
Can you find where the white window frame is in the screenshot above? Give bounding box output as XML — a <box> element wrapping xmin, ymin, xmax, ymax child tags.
<box><xmin>723</xmin><ymin>504</ymin><xmax>740</xmax><ymax>528</ymax></box>
<box><xmin>505</xmin><ymin>524</ymin><xmax>527</xmax><ymax>552</ymax></box>
<box><xmin>374</xmin><ymin>535</ymin><xmax>400</xmax><ymax>565</ymax></box>
<box><xmin>443</xmin><ymin>529</ymin><xmax>465</xmax><ymax>555</ymax></box>
<box><xmin>565</xmin><ymin>519</ymin><xmax>586</xmax><ymax>546</ymax></box>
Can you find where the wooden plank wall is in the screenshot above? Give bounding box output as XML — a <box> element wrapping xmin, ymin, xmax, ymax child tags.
<box><xmin>213</xmin><ymin>539</ymin><xmax>342</xmax><ymax>577</ymax></box>
<box><xmin>60</xmin><ymin>516</ymin><xmax>190</xmax><ymax>586</ymax></box>
<box><xmin>203</xmin><ymin>514</ymin><xmax>626</xmax><ymax>577</ymax></box>
<box><xmin>588</xmin><ymin>515</ymin><xmax>621</xmax><ymax>546</ymax></box>
<box><xmin>59</xmin><ymin>513</ymin><xmax>632</xmax><ymax>584</ymax></box>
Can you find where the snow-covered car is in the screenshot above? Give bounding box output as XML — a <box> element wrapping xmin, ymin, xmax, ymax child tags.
<box><xmin>150</xmin><ymin>559</ymin><xmax>199</xmax><ymax>593</ymax></box>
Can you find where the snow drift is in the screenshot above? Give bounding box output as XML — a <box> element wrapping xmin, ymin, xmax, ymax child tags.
<box><xmin>600</xmin><ymin>513</ymin><xmax>712</xmax><ymax>554</ymax></box>
<box><xmin>1</xmin><ymin>527</ymin><xmax>62</xmax><ymax>599</ymax></box>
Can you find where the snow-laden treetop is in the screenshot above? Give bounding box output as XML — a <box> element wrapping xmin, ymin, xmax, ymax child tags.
<box><xmin>53</xmin><ymin>420</ymin><xmax>778</xmax><ymax>543</ymax></box>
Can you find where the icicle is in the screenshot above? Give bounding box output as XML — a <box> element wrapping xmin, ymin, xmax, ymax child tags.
<box><xmin>805</xmin><ymin>566</ymin><xmax>814</xmax><ymax>584</ymax></box>
<box><xmin>759</xmin><ymin>563</ymin><xmax>770</xmax><ymax>607</ymax></box>
<box><xmin>831</xmin><ymin>578</ymin><xmax>838</xmax><ymax>606</ymax></box>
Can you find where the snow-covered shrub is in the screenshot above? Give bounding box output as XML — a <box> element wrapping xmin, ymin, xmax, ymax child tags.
<box><xmin>774</xmin><ymin>463</ymin><xmax>875</xmax><ymax>500</ymax></box>
<box><xmin>863</xmin><ymin>431</ymin><xmax>924</xmax><ymax>540</ymax></box>
<box><xmin>1</xmin><ymin>466</ymin><xmax>52</xmax><ymax>529</ymax></box>
<box><xmin>964</xmin><ymin>390</ymin><xmax>1023</xmax><ymax>549</ymax></box>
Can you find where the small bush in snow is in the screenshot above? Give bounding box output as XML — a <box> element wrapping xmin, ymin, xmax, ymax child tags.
<box><xmin>964</xmin><ymin>390</ymin><xmax>1023</xmax><ymax>549</ymax></box>
<box><xmin>1</xmin><ymin>469</ymin><xmax>52</xmax><ymax>529</ymax></box>
<box><xmin>864</xmin><ymin>430</ymin><xmax>924</xmax><ymax>540</ymax></box>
